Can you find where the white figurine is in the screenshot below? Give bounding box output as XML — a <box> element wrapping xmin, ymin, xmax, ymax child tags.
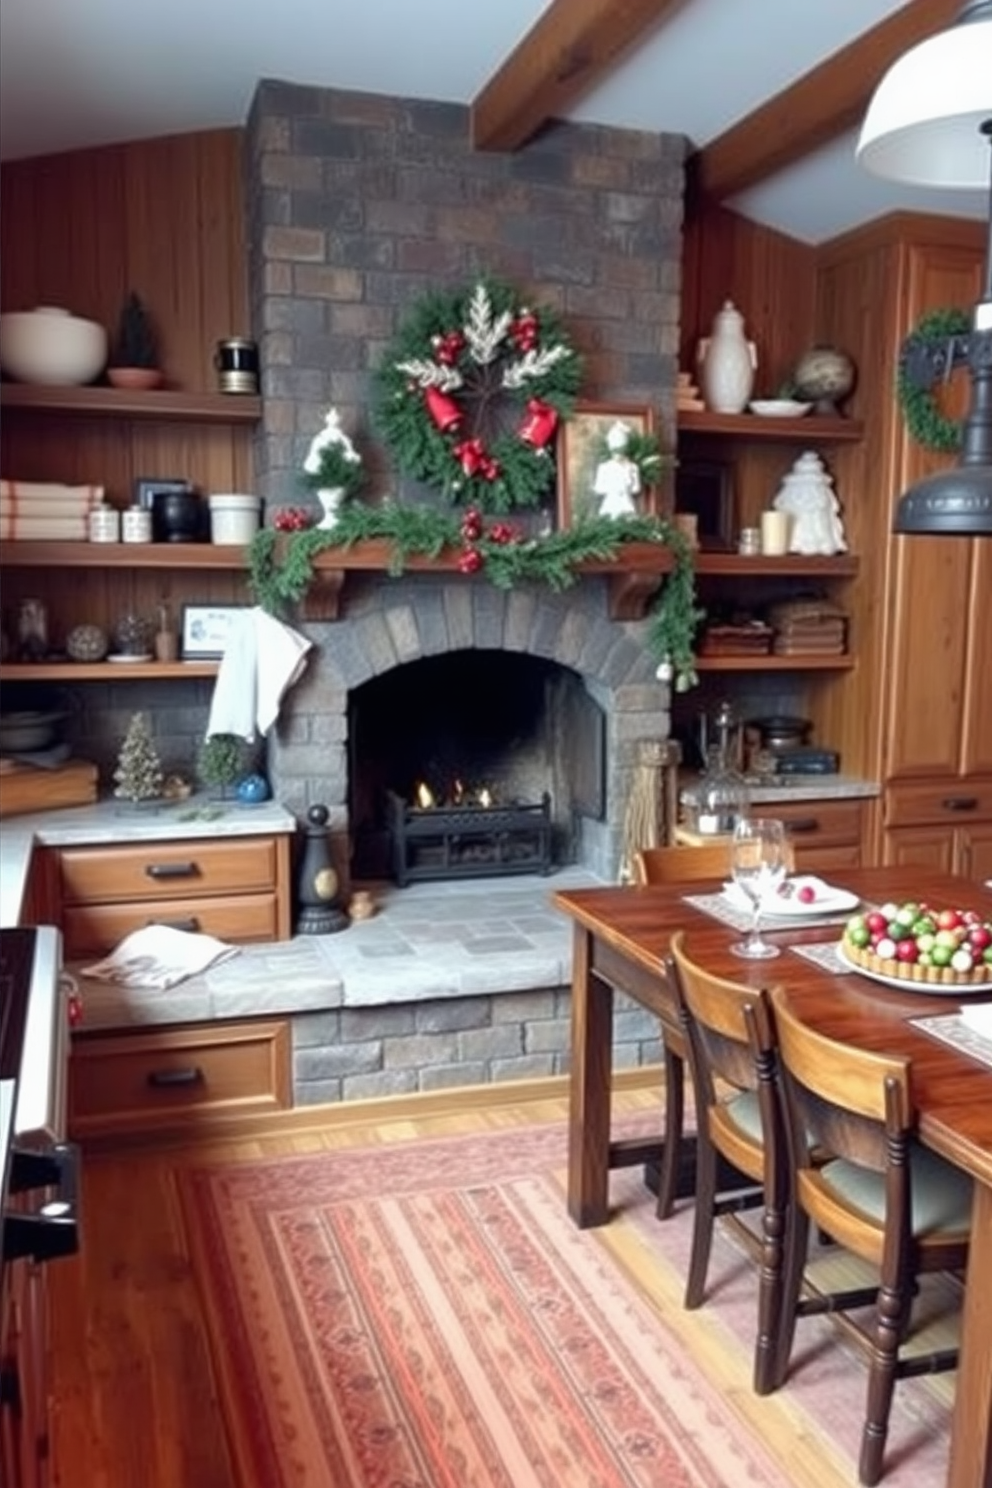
<box><xmin>772</xmin><ymin>451</ymin><xmax>847</xmax><ymax>556</ymax></box>
<box><xmin>593</xmin><ymin>420</ymin><xmax>641</xmax><ymax>518</ymax></box>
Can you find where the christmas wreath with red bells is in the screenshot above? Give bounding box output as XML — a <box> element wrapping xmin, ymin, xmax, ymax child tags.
<box><xmin>373</xmin><ymin>276</ymin><xmax>583</xmax><ymax>515</ymax></box>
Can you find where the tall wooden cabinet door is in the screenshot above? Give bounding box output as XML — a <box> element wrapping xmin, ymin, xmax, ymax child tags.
<box><xmin>884</xmin><ymin>243</ymin><xmax>983</xmax><ymax>783</ymax></box>
<box><xmin>884</xmin><ymin>535</ymin><xmax>972</xmax><ymax>780</ymax></box>
<box><xmin>961</xmin><ymin>537</ymin><xmax>992</xmax><ymax>776</ymax></box>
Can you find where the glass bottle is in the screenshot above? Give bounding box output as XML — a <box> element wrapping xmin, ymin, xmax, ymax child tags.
<box><xmin>681</xmin><ymin>743</ymin><xmax>750</xmax><ymax>836</ymax></box>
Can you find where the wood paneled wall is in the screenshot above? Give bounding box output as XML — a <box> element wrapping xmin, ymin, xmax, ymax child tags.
<box><xmin>1</xmin><ymin>129</ymin><xmax>249</xmax><ymax>390</ymax></box>
<box><xmin>0</xmin><ymin>131</ymin><xmax>253</xmax><ymax>511</ymax></box>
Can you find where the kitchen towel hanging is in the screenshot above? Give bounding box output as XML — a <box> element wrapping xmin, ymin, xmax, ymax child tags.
<box><xmin>205</xmin><ymin>606</ymin><xmax>314</xmax><ymax>741</ymax></box>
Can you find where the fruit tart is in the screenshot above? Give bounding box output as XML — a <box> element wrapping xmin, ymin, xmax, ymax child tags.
<box><xmin>842</xmin><ymin>901</ymin><xmax>992</xmax><ymax>987</ymax></box>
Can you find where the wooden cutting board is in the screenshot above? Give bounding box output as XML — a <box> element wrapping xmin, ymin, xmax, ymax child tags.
<box><xmin>0</xmin><ymin>758</ymin><xmax>99</xmax><ymax>817</ymax></box>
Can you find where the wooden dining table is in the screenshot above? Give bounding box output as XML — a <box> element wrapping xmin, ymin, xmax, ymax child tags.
<box><xmin>553</xmin><ymin>865</ymin><xmax>992</xmax><ymax>1488</ymax></box>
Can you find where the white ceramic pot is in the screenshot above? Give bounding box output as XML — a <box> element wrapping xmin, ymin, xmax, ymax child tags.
<box><xmin>0</xmin><ymin>306</ymin><xmax>108</xmax><ymax>386</ymax></box>
<box><xmin>697</xmin><ymin>300</ymin><xmax>757</xmax><ymax>415</ymax></box>
<box><xmin>209</xmin><ymin>493</ymin><xmax>262</xmax><ymax>544</ymax></box>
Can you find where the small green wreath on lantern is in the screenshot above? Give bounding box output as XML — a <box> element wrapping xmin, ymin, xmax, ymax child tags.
<box><xmin>373</xmin><ymin>276</ymin><xmax>583</xmax><ymax>515</ymax></box>
<box><xmin>896</xmin><ymin>307</ymin><xmax>971</xmax><ymax>454</ymax></box>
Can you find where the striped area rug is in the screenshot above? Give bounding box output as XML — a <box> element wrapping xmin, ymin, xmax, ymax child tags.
<box><xmin>177</xmin><ymin>1119</ymin><xmax>953</xmax><ymax>1488</ymax></box>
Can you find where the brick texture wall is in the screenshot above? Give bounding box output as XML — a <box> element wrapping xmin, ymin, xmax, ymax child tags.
<box><xmin>244</xmin><ymin>80</ymin><xmax>685</xmax><ymax>508</ymax></box>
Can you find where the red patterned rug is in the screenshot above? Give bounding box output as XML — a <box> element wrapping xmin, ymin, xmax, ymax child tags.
<box><xmin>177</xmin><ymin>1119</ymin><xmax>953</xmax><ymax>1488</ymax></box>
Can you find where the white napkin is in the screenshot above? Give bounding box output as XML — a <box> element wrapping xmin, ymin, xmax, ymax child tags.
<box><xmin>721</xmin><ymin>874</ymin><xmax>845</xmax><ymax>914</ymax></box>
<box><xmin>206</xmin><ymin>606</ymin><xmax>313</xmax><ymax>741</ymax></box>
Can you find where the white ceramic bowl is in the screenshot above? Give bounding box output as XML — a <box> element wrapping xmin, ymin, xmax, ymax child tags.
<box><xmin>748</xmin><ymin>399</ymin><xmax>812</xmax><ymax>418</ymax></box>
<box><xmin>0</xmin><ymin>306</ymin><xmax>108</xmax><ymax>386</ymax></box>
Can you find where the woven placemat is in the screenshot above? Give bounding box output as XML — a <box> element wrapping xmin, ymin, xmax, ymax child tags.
<box><xmin>683</xmin><ymin>892</ymin><xmax>855</xmax><ymax>935</ymax></box>
<box><xmin>912</xmin><ymin>1012</ymin><xmax>992</xmax><ymax>1070</ymax></box>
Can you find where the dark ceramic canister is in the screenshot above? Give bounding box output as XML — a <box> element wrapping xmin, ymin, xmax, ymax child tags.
<box><xmin>215</xmin><ymin>337</ymin><xmax>259</xmax><ymax>394</ymax></box>
<box><xmin>154</xmin><ymin>488</ymin><xmax>205</xmax><ymax>542</ymax></box>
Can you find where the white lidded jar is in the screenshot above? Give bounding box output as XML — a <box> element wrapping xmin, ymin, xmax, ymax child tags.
<box><xmin>209</xmin><ymin>493</ymin><xmax>262</xmax><ymax>544</ymax></box>
<box><xmin>697</xmin><ymin>300</ymin><xmax>757</xmax><ymax>415</ymax></box>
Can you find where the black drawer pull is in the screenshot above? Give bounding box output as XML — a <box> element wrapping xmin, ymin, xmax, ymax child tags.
<box><xmin>942</xmin><ymin>797</ymin><xmax>978</xmax><ymax>812</ymax></box>
<box><xmin>144</xmin><ymin>861</ymin><xmax>198</xmax><ymax>879</ymax></box>
<box><xmin>151</xmin><ymin>916</ymin><xmax>200</xmax><ymax>933</ymax></box>
<box><xmin>785</xmin><ymin>818</ymin><xmax>819</xmax><ymax>834</ymax></box>
<box><xmin>147</xmin><ymin>1067</ymin><xmax>203</xmax><ymax>1089</ymax></box>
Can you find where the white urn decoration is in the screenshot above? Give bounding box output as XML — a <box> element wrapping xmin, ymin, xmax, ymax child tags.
<box><xmin>697</xmin><ymin>300</ymin><xmax>757</xmax><ymax>415</ymax></box>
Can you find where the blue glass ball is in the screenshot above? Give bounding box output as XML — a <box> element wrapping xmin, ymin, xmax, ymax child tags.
<box><xmin>237</xmin><ymin>773</ymin><xmax>270</xmax><ymax>804</ymax></box>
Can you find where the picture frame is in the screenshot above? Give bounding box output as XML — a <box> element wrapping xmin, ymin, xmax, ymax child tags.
<box><xmin>556</xmin><ymin>401</ymin><xmax>656</xmax><ymax>529</ymax></box>
<box><xmin>673</xmin><ymin>459</ymin><xmax>736</xmax><ymax>550</ymax></box>
<box><xmin>180</xmin><ymin>604</ymin><xmax>245</xmax><ymax>660</ymax></box>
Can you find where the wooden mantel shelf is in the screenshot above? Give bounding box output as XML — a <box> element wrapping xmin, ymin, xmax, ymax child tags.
<box><xmin>304</xmin><ymin>539</ymin><xmax>677</xmax><ymax>620</ymax></box>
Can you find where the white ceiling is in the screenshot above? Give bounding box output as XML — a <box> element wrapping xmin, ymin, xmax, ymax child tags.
<box><xmin>0</xmin><ymin>0</ymin><xmax>985</xmax><ymax>246</ymax></box>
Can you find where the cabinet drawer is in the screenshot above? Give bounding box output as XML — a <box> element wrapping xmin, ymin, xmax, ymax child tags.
<box><xmin>763</xmin><ymin>797</ymin><xmax>865</xmax><ymax>846</ymax></box>
<box><xmin>61</xmin><ymin>893</ymin><xmax>281</xmax><ymax>956</ymax></box>
<box><xmin>69</xmin><ymin>1020</ymin><xmax>291</xmax><ymax>1136</ymax></box>
<box><xmin>59</xmin><ymin>837</ymin><xmax>279</xmax><ymax>903</ymax></box>
<box><xmin>885</xmin><ymin>781</ymin><xmax>992</xmax><ymax>828</ymax></box>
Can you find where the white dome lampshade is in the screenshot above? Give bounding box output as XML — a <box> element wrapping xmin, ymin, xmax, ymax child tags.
<box><xmin>856</xmin><ymin>0</ymin><xmax>992</xmax><ymax>536</ymax></box>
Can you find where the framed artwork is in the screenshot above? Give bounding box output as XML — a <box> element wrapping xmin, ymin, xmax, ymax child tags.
<box><xmin>556</xmin><ymin>401</ymin><xmax>655</xmax><ymax>529</ymax></box>
<box><xmin>180</xmin><ymin>604</ymin><xmax>245</xmax><ymax>660</ymax></box>
<box><xmin>673</xmin><ymin>459</ymin><xmax>735</xmax><ymax>550</ymax></box>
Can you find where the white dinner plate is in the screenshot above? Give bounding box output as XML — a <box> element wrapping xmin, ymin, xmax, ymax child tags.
<box><xmin>836</xmin><ymin>940</ymin><xmax>991</xmax><ymax>998</ymax></box>
<box><xmin>107</xmin><ymin>652</ymin><xmax>153</xmax><ymax>663</ymax></box>
<box><xmin>721</xmin><ymin>875</ymin><xmax>859</xmax><ymax>918</ymax></box>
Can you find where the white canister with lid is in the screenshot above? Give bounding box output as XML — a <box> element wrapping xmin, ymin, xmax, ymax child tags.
<box><xmin>88</xmin><ymin>506</ymin><xmax>120</xmax><ymax>543</ymax></box>
<box><xmin>122</xmin><ymin>505</ymin><xmax>152</xmax><ymax>543</ymax></box>
<box><xmin>209</xmin><ymin>493</ymin><xmax>262</xmax><ymax>544</ymax></box>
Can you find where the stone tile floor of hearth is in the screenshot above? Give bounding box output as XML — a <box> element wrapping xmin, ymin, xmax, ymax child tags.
<box><xmin>331</xmin><ymin>866</ymin><xmax>605</xmax><ymax>1007</ymax></box>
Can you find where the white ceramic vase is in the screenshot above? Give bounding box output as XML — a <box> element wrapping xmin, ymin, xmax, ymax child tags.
<box><xmin>697</xmin><ymin>300</ymin><xmax>757</xmax><ymax>415</ymax></box>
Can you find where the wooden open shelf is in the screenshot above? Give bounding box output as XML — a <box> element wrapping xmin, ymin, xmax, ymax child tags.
<box><xmin>0</xmin><ymin>383</ymin><xmax>261</xmax><ymax>423</ymax></box>
<box><xmin>695</xmin><ymin>654</ymin><xmax>855</xmax><ymax>673</ymax></box>
<box><xmin>677</xmin><ymin>410</ymin><xmax>863</xmax><ymax>442</ymax></box>
<box><xmin>0</xmin><ymin>661</ymin><xmax>219</xmax><ymax>681</ymax></box>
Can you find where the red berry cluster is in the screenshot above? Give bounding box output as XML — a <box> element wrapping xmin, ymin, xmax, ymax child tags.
<box><xmin>272</xmin><ymin>506</ymin><xmax>313</xmax><ymax>532</ymax></box>
<box><xmin>432</xmin><ymin>330</ymin><xmax>465</xmax><ymax>366</ymax></box>
<box><xmin>510</xmin><ymin>309</ymin><xmax>538</xmax><ymax>352</ymax></box>
<box><xmin>457</xmin><ymin>508</ymin><xmax>521</xmax><ymax>573</ymax></box>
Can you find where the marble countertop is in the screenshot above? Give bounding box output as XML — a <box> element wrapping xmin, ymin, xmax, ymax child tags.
<box><xmin>744</xmin><ymin>774</ymin><xmax>880</xmax><ymax>804</ymax></box>
<box><xmin>0</xmin><ymin>797</ymin><xmax>297</xmax><ymax>929</ymax></box>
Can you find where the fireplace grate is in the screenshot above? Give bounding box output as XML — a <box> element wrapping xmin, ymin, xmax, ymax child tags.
<box><xmin>388</xmin><ymin>791</ymin><xmax>553</xmax><ymax>886</ymax></box>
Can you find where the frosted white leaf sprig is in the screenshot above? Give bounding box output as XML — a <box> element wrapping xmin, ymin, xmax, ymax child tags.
<box><xmin>301</xmin><ymin>407</ymin><xmax>367</xmax><ymax>500</ymax></box>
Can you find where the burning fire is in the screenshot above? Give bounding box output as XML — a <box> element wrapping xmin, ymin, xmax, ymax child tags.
<box><xmin>412</xmin><ymin>780</ymin><xmax>496</xmax><ymax>809</ymax></box>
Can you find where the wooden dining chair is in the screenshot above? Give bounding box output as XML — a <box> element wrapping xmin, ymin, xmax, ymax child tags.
<box><xmin>766</xmin><ymin>985</ymin><xmax>972</xmax><ymax>1487</ymax></box>
<box><xmin>632</xmin><ymin>842</ymin><xmax>731</xmax><ymax>886</ymax></box>
<box><xmin>667</xmin><ymin>931</ymin><xmax>798</xmax><ymax>1395</ymax></box>
<box><xmin>632</xmin><ymin>843</ymin><xmax>732</xmax><ymax>1220</ymax></box>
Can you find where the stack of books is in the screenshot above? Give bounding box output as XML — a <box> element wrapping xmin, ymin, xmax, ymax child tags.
<box><xmin>676</xmin><ymin>370</ymin><xmax>705</xmax><ymax>413</ymax></box>
<box><xmin>0</xmin><ymin>479</ymin><xmax>106</xmax><ymax>540</ymax></box>
<box><xmin>768</xmin><ymin>598</ymin><xmax>848</xmax><ymax>655</ymax></box>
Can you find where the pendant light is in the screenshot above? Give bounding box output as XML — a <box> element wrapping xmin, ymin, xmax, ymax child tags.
<box><xmin>856</xmin><ymin>0</ymin><xmax>992</xmax><ymax>536</ymax></box>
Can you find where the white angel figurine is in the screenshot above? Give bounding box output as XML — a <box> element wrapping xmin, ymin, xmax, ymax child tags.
<box><xmin>593</xmin><ymin>420</ymin><xmax>641</xmax><ymax>518</ymax></box>
<box><xmin>772</xmin><ymin>451</ymin><xmax>847</xmax><ymax>556</ymax></box>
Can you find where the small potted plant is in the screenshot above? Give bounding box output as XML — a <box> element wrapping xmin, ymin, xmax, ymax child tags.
<box><xmin>108</xmin><ymin>292</ymin><xmax>163</xmax><ymax>390</ymax></box>
<box><xmin>196</xmin><ymin>732</ymin><xmax>246</xmax><ymax>798</ymax></box>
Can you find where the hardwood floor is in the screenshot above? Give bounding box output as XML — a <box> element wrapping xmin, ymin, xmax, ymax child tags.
<box><xmin>47</xmin><ymin>1078</ymin><xmax>661</xmax><ymax>1487</ymax></box>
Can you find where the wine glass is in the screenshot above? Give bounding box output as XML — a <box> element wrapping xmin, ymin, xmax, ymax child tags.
<box><xmin>729</xmin><ymin>817</ymin><xmax>788</xmax><ymax>960</ymax></box>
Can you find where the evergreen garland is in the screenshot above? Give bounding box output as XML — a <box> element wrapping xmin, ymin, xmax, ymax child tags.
<box><xmin>897</xmin><ymin>307</ymin><xmax>970</xmax><ymax>454</ymax></box>
<box><xmin>373</xmin><ymin>277</ymin><xmax>583</xmax><ymax>515</ymax></box>
<box><xmin>247</xmin><ymin>505</ymin><xmax>704</xmax><ymax>691</ymax></box>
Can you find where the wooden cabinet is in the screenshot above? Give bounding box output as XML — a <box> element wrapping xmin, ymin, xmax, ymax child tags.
<box><xmin>675</xmin><ymin>794</ymin><xmax>868</xmax><ymax>869</ymax></box>
<box><xmin>69</xmin><ymin>1020</ymin><xmax>291</xmax><ymax>1139</ymax></box>
<box><xmin>808</xmin><ymin>216</ymin><xmax>989</xmax><ymax>870</ymax></box>
<box><xmin>56</xmin><ymin>834</ymin><xmax>293</xmax><ymax>953</ymax></box>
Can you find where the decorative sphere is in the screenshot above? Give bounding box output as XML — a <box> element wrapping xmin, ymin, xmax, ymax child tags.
<box><xmin>792</xmin><ymin>347</ymin><xmax>856</xmax><ymax>410</ymax></box>
<box><xmin>236</xmin><ymin>773</ymin><xmax>270</xmax><ymax>804</ymax></box>
<box><xmin>66</xmin><ymin>623</ymin><xmax>109</xmax><ymax>662</ymax></box>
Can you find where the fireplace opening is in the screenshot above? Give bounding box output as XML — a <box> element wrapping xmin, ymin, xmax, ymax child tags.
<box><xmin>348</xmin><ymin>650</ymin><xmax>605</xmax><ymax>881</ymax></box>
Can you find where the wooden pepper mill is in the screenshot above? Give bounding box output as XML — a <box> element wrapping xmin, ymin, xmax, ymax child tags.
<box><xmin>296</xmin><ymin>803</ymin><xmax>349</xmax><ymax>934</ymax></box>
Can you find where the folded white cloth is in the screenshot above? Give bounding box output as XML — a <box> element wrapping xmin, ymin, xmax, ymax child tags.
<box><xmin>80</xmin><ymin>925</ymin><xmax>240</xmax><ymax>990</ymax></box>
<box><xmin>206</xmin><ymin>605</ymin><xmax>313</xmax><ymax>741</ymax></box>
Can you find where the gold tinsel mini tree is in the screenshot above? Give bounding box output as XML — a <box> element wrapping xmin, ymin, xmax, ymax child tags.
<box><xmin>113</xmin><ymin>711</ymin><xmax>164</xmax><ymax>802</ymax></box>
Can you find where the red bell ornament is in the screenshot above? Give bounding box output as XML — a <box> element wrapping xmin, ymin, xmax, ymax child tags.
<box><xmin>425</xmin><ymin>386</ymin><xmax>463</xmax><ymax>432</ymax></box>
<box><xmin>519</xmin><ymin>398</ymin><xmax>558</xmax><ymax>448</ymax></box>
<box><xmin>454</xmin><ymin>437</ymin><xmax>484</xmax><ymax>476</ymax></box>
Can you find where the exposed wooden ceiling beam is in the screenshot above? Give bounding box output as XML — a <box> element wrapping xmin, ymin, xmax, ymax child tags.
<box><xmin>471</xmin><ymin>0</ymin><xmax>689</xmax><ymax>152</ymax></box>
<box><xmin>693</xmin><ymin>0</ymin><xmax>963</xmax><ymax>201</ymax></box>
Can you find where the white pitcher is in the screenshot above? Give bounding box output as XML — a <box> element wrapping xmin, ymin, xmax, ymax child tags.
<box><xmin>697</xmin><ymin>300</ymin><xmax>757</xmax><ymax>415</ymax></box>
